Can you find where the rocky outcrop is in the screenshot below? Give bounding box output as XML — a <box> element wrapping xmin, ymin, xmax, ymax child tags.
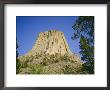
<box><xmin>17</xmin><ymin>30</ymin><xmax>83</xmax><ymax>74</ymax></box>
<box><xmin>26</xmin><ymin>30</ymin><xmax>72</xmax><ymax>56</ymax></box>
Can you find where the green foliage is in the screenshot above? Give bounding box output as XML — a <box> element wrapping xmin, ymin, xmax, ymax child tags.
<box><xmin>20</xmin><ymin>56</ymin><xmax>33</xmax><ymax>68</ymax></box>
<box><xmin>16</xmin><ymin>39</ymin><xmax>19</xmax><ymax>58</ymax></box>
<box><xmin>16</xmin><ymin>39</ymin><xmax>20</xmax><ymax>74</ymax></box>
<box><xmin>30</xmin><ymin>65</ymin><xmax>43</xmax><ymax>74</ymax></box>
<box><xmin>42</xmin><ymin>60</ymin><xmax>83</xmax><ymax>74</ymax></box>
<box><xmin>21</xmin><ymin>59</ymin><xmax>28</xmax><ymax>68</ymax></box>
<box><xmin>72</xmin><ymin>16</ymin><xmax>94</xmax><ymax>74</ymax></box>
<box><xmin>72</xmin><ymin>16</ymin><xmax>94</xmax><ymax>40</ymax></box>
<box><xmin>63</xmin><ymin>65</ymin><xmax>76</xmax><ymax>74</ymax></box>
<box><xmin>16</xmin><ymin>59</ymin><xmax>21</xmax><ymax>74</ymax></box>
<box><xmin>17</xmin><ymin>53</ymin><xmax>84</xmax><ymax>74</ymax></box>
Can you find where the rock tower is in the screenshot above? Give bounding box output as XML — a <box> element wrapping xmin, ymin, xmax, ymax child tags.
<box><xmin>18</xmin><ymin>30</ymin><xmax>83</xmax><ymax>74</ymax></box>
<box><xmin>26</xmin><ymin>30</ymin><xmax>72</xmax><ymax>56</ymax></box>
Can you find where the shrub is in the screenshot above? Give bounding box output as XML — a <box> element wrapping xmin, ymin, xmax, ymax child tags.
<box><xmin>16</xmin><ymin>59</ymin><xmax>21</xmax><ymax>74</ymax></box>
<box><xmin>30</xmin><ymin>65</ymin><xmax>43</xmax><ymax>74</ymax></box>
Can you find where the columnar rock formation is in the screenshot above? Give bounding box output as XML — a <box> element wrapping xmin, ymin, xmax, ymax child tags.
<box><xmin>17</xmin><ymin>30</ymin><xmax>83</xmax><ymax>74</ymax></box>
<box><xmin>26</xmin><ymin>30</ymin><xmax>72</xmax><ymax>56</ymax></box>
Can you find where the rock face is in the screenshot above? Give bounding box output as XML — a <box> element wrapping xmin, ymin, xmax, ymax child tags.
<box><xmin>17</xmin><ymin>30</ymin><xmax>83</xmax><ymax>74</ymax></box>
<box><xmin>26</xmin><ymin>30</ymin><xmax>72</xmax><ymax>56</ymax></box>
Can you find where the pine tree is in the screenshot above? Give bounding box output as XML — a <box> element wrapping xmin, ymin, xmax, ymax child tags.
<box><xmin>72</xmin><ymin>16</ymin><xmax>94</xmax><ymax>74</ymax></box>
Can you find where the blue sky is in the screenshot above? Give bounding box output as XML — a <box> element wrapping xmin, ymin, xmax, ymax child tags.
<box><xmin>16</xmin><ymin>16</ymin><xmax>80</xmax><ymax>57</ymax></box>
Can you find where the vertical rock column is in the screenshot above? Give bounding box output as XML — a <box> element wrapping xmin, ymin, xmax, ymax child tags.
<box><xmin>26</xmin><ymin>30</ymin><xmax>72</xmax><ymax>56</ymax></box>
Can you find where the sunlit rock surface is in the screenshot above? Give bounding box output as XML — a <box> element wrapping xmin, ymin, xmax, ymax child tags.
<box><xmin>17</xmin><ymin>30</ymin><xmax>83</xmax><ymax>74</ymax></box>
